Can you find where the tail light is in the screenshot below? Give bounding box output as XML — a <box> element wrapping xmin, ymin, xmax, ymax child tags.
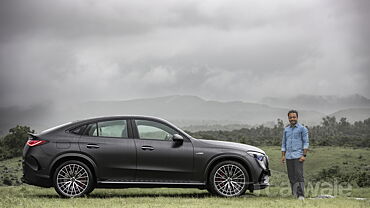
<box><xmin>26</xmin><ymin>139</ymin><xmax>48</xmax><ymax>147</ymax></box>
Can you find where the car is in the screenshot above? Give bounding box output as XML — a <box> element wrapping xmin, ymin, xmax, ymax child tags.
<box><xmin>22</xmin><ymin>115</ymin><xmax>270</xmax><ymax>197</ymax></box>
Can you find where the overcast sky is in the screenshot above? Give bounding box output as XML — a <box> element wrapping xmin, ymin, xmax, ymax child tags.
<box><xmin>0</xmin><ymin>0</ymin><xmax>369</xmax><ymax>108</ymax></box>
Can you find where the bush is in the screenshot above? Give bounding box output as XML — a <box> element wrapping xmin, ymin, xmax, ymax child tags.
<box><xmin>0</xmin><ymin>125</ymin><xmax>35</xmax><ymax>160</ymax></box>
<box><xmin>2</xmin><ymin>177</ymin><xmax>12</xmax><ymax>186</ymax></box>
<box><xmin>312</xmin><ymin>165</ymin><xmax>370</xmax><ymax>187</ymax></box>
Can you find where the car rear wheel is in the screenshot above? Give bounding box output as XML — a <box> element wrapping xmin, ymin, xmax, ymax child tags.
<box><xmin>53</xmin><ymin>160</ymin><xmax>94</xmax><ymax>198</ymax></box>
<box><xmin>208</xmin><ymin>160</ymin><xmax>249</xmax><ymax>197</ymax></box>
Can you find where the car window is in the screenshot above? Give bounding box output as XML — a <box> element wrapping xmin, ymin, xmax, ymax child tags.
<box><xmin>98</xmin><ymin>120</ymin><xmax>128</xmax><ymax>138</ymax></box>
<box><xmin>85</xmin><ymin>123</ymin><xmax>98</xmax><ymax>136</ymax></box>
<box><xmin>69</xmin><ymin>125</ymin><xmax>87</xmax><ymax>135</ymax></box>
<box><xmin>84</xmin><ymin>120</ymin><xmax>128</xmax><ymax>138</ymax></box>
<box><xmin>135</xmin><ymin>120</ymin><xmax>177</xmax><ymax>140</ymax></box>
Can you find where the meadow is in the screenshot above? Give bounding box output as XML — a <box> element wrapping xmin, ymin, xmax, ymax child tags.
<box><xmin>1</xmin><ymin>185</ymin><xmax>369</xmax><ymax>208</ymax></box>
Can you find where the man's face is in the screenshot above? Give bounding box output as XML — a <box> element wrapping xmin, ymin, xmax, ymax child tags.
<box><xmin>288</xmin><ymin>113</ymin><xmax>298</xmax><ymax>126</ymax></box>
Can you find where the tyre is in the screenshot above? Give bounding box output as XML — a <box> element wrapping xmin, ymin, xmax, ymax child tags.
<box><xmin>208</xmin><ymin>160</ymin><xmax>249</xmax><ymax>197</ymax></box>
<box><xmin>53</xmin><ymin>160</ymin><xmax>94</xmax><ymax>198</ymax></box>
<box><xmin>206</xmin><ymin>183</ymin><xmax>217</xmax><ymax>195</ymax></box>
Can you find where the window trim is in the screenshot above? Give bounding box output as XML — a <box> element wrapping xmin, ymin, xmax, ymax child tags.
<box><xmin>97</xmin><ymin>120</ymin><xmax>129</xmax><ymax>138</ymax></box>
<box><xmin>131</xmin><ymin>118</ymin><xmax>189</xmax><ymax>142</ymax></box>
<box><xmin>67</xmin><ymin>124</ymin><xmax>87</xmax><ymax>135</ymax></box>
<box><xmin>70</xmin><ymin>119</ymin><xmax>133</xmax><ymax>139</ymax></box>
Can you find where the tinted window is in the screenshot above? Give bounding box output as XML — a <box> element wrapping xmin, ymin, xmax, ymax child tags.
<box><xmin>84</xmin><ymin>120</ymin><xmax>128</xmax><ymax>138</ymax></box>
<box><xmin>85</xmin><ymin>123</ymin><xmax>98</xmax><ymax>136</ymax></box>
<box><xmin>98</xmin><ymin>120</ymin><xmax>128</xmax><ymax>138</ymax></box>
<box><xmin>135</xmin><ymin>120</ymin><xmax>177</xmax><ymax>140</ymax></box>
<box><xmin>69</xmin><ymin>125</ymin><xmax>87</xmax><ymax>135</ymax></box>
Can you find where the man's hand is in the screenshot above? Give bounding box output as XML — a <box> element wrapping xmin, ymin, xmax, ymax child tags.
<box><xmin>299</xmin><ymin>156</ymin><xmax>306</xmax><ymax>162</ymax></box>
<box><xmin>281</xmin><ymin>155</ymin><xmax>286</xmax><ymax>164</ymax></box>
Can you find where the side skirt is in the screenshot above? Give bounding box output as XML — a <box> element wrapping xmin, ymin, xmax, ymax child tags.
<box><xmin>96</xmin><ymin>181</ymin><xmax>206</xmax><ymax>189</ymax></box>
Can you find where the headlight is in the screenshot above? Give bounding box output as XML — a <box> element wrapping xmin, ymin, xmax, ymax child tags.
<box><xmin>247</xmin><ymin>151</ymin><xmax>267</xmax><ymax>170</ymax></box>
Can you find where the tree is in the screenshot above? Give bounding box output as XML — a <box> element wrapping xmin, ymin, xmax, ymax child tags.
<box><xmin>0</xmin><ymin>125</ymin><xmax>35</xmax><ymax>160</ymax></box>
<box><xmin>339</xmin><ymin>117</ymin><xmax>350</xmax><ymax>127</ymax></box>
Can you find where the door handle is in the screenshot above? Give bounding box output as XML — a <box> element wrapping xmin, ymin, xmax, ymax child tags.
<box><xmin>141</xmin><ymin>146</ymin><xmax>154</xmax><ymax>151</ymax></box>
<box><xmin>86</xmin><ymin>144</ymin><xmax>100</xmax><ymax>149</ymax></box>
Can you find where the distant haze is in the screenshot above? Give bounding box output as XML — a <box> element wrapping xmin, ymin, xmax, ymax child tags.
<box><xmin>0</xmin><ymin>94</ymin><xmax>369</xmax><ymax>135</ymax></box>
<box><xmin>0</xmin><ymin>0</ymin><xmax>369</xmax><ymax>109</ymax></box>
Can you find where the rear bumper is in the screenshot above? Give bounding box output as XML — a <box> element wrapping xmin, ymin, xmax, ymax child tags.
<box><xmin>22</xmin><ymin>159</ymin><xmax>52</xmax><ymax>188</ymax></box>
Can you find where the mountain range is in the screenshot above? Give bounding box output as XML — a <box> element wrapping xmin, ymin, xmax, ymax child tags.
<box><xmin>261</xmin><ymin>94</ymin><xmax>370</xmax><ymax>114</ymax></box>
<box><xmin>1</xmin><ymin>94</ymin><xmax>369</xmax><ymax>135</ymax></box>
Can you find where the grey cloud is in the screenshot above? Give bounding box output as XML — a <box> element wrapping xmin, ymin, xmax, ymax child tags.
<box><xmin>0</xmin><ymin>0</ymin><xmax>369</xmax><ymax>108</ymax></box>
<box><xmin>0</xmin><ymin>0</ymin><xmax>333</xmax><ymax>38</ymax></box>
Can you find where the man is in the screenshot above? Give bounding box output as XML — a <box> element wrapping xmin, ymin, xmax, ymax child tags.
<box><xmin>281</xmin><ymin>110</ymin><xmax>309</xmax><ymax>200</ymax></box>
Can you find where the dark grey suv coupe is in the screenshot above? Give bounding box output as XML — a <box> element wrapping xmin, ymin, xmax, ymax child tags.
<box><xmin>23</xmin><ymin>116</ymin><xmax>270</xmax><ymax>197</ymax></box>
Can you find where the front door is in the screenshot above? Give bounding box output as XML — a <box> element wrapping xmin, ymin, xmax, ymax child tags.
<box><xmin>133</xmin><ymin>119</ymin><xmax>194</xmax><ymax>182</ymax></box>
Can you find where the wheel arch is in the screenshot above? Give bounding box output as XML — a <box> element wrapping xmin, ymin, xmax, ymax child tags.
<box><xmin>204</xmin><ymin>154</ymin><xmax>254</xmax><ymax>186</ymax></box>
<box><xmin>49</xmin><ymin>153</ymin><xmax>98</xmax><ymax>183</ymax></box>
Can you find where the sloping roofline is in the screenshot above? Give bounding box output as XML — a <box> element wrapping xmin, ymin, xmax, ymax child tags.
<box><xmin>41</xmin><ymin>115</ymin><xmax>195</xmax><ymax>140</ymax></box>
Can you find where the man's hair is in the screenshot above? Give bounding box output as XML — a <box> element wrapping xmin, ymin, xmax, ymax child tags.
<box><xmin>288</xmin><ymin>110</ymin><xmax>298</xmax><ymax>117</ymax></box>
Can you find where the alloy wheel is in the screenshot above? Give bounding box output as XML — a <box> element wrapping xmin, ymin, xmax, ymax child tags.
<box><xmin>213</xmin><ymin>163</ymin><xmax>246</xmax><ymax>196</ymax></box>
<box><xmin>56</xmin><ymin>163</ymin><xmax>90</xmax><ymax>197</ymax></box>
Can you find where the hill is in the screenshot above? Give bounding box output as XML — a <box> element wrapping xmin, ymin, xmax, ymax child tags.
<box><xmin>329</xmin><ymin>108</ymin><xmax>370</xmax><ymax>123</ymax></box>
<box><xmin>261</xmin><ymin>94</ymin><xmax>370</xmax><ymax>114</ymax></box>
<box><xmin>2</xmin><ymin>94</ymin><xmax>370</xmax><ymax>134</ymax></box>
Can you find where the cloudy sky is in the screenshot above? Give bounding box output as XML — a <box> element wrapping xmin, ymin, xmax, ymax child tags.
<box><xmin>0</xmin><ymin>0</ymin><xmax>369</xmax><ymax>108</ymax></box>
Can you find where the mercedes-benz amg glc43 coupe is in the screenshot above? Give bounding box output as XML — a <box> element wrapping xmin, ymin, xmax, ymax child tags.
<box><xmin>23</xmin><ymin>116</ymin><xmax>270</xmax><ymax>197</ymax></box>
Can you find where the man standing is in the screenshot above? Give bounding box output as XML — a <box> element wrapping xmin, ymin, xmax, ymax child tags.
<box><xmin>281</xmin><ymin>110</ymin><xmax>309</xmax><ymax>200</ymax></box>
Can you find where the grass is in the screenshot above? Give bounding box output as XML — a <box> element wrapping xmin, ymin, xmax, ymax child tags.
<box><xmin>0</xmin><ymin>186</ymin><xmax>369</xmax><ymax>208</ymax></box>
<box><xmin>0</xmin><ymin>157</ymin><xmax>22</xmax><ymax>185</ymax></box>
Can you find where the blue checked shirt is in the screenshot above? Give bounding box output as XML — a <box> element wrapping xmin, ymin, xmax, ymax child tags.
<box><xmin>281</xmin><ymin>123</ymin><xmax>309</xmax><ymax>159</ymax></box>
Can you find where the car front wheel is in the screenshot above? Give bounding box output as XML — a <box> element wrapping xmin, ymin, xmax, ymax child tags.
<box><xmin>208</xmin><ymin>160</ymin><xmax>249</xmax><ymax>197</ymax></box>
<box><xmin>53</xmin><ymin>160</ymin><xmax>94</xmax><ymax>198</ymax></box>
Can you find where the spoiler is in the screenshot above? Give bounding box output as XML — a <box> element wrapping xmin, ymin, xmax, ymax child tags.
<box><xmin>27</xmin><ymin>133</ymin><xmax>40</xmax><ymax>139</ymax></box>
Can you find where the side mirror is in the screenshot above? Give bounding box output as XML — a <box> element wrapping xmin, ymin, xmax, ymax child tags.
<box><xmin>172</xmin><ymin>134</ymin><xmax>184</xmax><ymax>143</ymax></box>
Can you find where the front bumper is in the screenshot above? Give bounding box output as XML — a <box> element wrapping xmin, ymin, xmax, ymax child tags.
<box><xmin>254</xmin><ymin>172</ymin><xmax>270</xmax><ymax>190</ymax></box>
<box><xmin>253</xmin><ymin>182</ymin><xmax>270</xmax><ymax>190</ymax></box>
<box><xmin>251</xmin><ymin>168</ymin><xmax>270</xmax><ymax>190</ymax></box>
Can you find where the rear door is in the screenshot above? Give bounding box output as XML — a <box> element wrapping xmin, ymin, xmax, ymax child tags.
<box><xmin>78</xmin><ymin>119</ymin><xmax>136</xmax><ymax>181</ymax></box>
<box><xmin>132</xmin><ymin>119</ymin><xmax>194</xmax><ymax>182</ymax></box>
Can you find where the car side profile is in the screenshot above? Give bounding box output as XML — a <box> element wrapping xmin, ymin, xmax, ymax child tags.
<box><xmin>22</xmin><ymin>116</ymin><xmax>270</xmax><ymax>197</ymax></box>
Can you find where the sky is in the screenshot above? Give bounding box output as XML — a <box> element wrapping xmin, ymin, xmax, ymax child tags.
<box><xmin>0</xmin><ymin>0</ymin><xmax>369</xmax><ymax>108</ymax></box>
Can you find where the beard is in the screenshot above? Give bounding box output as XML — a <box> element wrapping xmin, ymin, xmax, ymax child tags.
<box><xmin>289</xmin><ymin>120</ymin><xmax>297</xmax><ymax>125</ymax></box>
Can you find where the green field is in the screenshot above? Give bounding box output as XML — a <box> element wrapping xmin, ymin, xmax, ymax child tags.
<box><xmin>261</xmin><ymin>146</ymin><xmax>370</xmax><ymax>185</ymax></box>
<box><xmin>1</xmin><ymin>146</ymin><xmax>370</xmax><ymax>207</ymax></box>
<box><xmin>0</xmin><ymin>186</ymin><xmax>369</xmax><ymax>208</ymax></box>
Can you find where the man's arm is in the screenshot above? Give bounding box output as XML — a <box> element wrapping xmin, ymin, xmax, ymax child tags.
<box><xmin>303</xmin><ymin>148</ymin><xmax>308</xmax><ymax>156</ymax></box>
<box><xmin>299</xmin><ymin>127</ymin><xmax>309</xmax><ymax>162</ymax></box>
<box><xmin>281</xmin><ymin>131</ymin><xmax>286</xmax><ymax>164</ymax></box>
<box><xmin>281</xmin><ymin>151</ymin><xmax>286</xmax><ymax>164</ymax></box>
<box><xmin>302</xmin><ymin>126</ymin><xmax>309</xmax><ymax>150</ymax></box>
